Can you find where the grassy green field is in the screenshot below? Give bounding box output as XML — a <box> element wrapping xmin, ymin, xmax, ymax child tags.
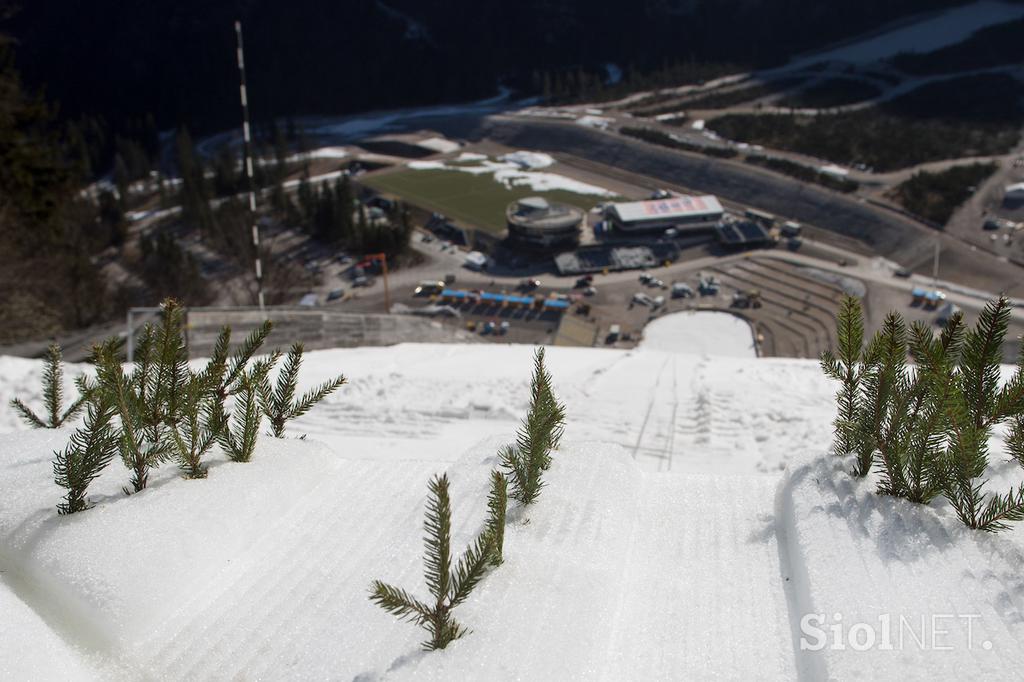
<box><xmin>361</xmin><ymin>167</ymin><xmax>615</xmax><ymax>234</ymax></box>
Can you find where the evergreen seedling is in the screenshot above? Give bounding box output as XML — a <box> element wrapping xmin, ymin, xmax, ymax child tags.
<box><xmin>502</xmin><ymin>348</ymin><xmax>565</xmax><ymax>504</ymax></box>
<box><xmin>259</xmin><ymin>342</ymin><xmax>346</xmax><ymax>437</ymax></box>
<box><xmin>11</xmin><ymin>344</ymin><xmax>90</xmax><ymax>428</ymax></box>
<box><xmin>168</xmin><ymin>372</ymin><xmax>223</xmax><ymax>479</ymax></box>
<box><xmin>486</xmin><ymin>470</ymin><xmax>507</xmax><ymax>566</ymax></box>
<box><xmin>820</xmin><ymin>296</ymin><xmax>867</xmax><ymax>465</ymax></box>
<box><xmin>95</xmin><ymin>341</ymin><xmax>172</xmax><ymax>494</ymax></box>
<box><xmin>218</xmin><ymin>357</ymin><xmax>276</xmax><ymax>463</ymax></box>
<box><xmin>942</xmin><ymin>297</ymin><xmax>1024</xmax><ymax>531</ymax></box>
<box><xmin>52</xmin><ymin>397</ymin><xmax>118</xmax><ymax>514</ymax></box>
<box><xmin>370</xmin><ymin>474</ymin><xmax>495</xmax><ymax>651</ymax></box>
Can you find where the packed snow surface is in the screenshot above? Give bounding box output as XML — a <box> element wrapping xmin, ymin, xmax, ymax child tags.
<box><xmin>2</xmin><ymin>343</ymin><xmax>1023</xmax><ymax>679</ymax></box>
<box><xmin>640</xmin><ymin>311</ymin><xmax>757</xmax><ymax>358</ymax></box>
<box><xmin>406</xmin><ymin>152</ymin><xmax>614</xmax><ymax>196</ymax></box>
<box><xmin>787</xmin><ymin>1</ymin><xmax>1024</xmax><ymax>67</ymax></box>
<box><xmin>496</xmin><ymin>151</ymin><xmax>555</xmax><ymax>169</ymax></box>
<box><xmin>416</xmin><ymin>137</ymin><xmax>461</xmax><ymax>154</ymax></box>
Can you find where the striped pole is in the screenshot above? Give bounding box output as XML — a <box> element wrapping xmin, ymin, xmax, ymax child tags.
<box><xmin>235</xmin><ymin>20</ymin><xmax>265</xmax><ymax>312</ymax></box>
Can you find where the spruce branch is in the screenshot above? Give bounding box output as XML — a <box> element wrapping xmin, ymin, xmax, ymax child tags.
<box><xmin>259</xmin><ymin>342</ymin><xmax>345</xmax><ymax>437</ymax></box>
<box><xmin>53</xmin><ymin>398</ymin><xmax>118</xmax><ymax>514</ymax></box>
<box><xmin>10</xmin><ymin>344</ymin><xmax>89</xmax><ymax>428</ymax></box>
<box><xmin>487</xmin><ymin>470</ymin><xmax>507</xmax><ymax>566</ymax></box>
<box><xmin>502</xmin><ymin>348</ymin><xmax>564</xmax><ymax>504</ymax></box>
<box><xmin>820</xmin><ymin>296</ymin><xmax>867</xmax><ymax>462</ymax></box>
<box><xmin>10</xmin><ymin>398</ymin><xmax>46</xmax><ymax>428</ymax></box>
<box><xmin>370</xmin><ymin>473</ymin><xmax>497</xmax><ymax>651</ymax></box>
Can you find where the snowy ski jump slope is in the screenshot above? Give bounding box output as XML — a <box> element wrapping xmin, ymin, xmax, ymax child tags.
<box><xmin>1</xmin><ymin>343</ymin><xmax>1023</xmax><ymax>680</ymax></box>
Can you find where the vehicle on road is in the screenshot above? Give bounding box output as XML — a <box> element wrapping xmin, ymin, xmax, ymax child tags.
<box><xmin>671</xmin><ymin>282</ymin><xmax>694</xmax><ymax>298</ymax></box>
<box><xmin>583</xmin><ymin>286</ymin><xmax>597</xmax><ymax>296</ymax></box>
<box><xmin>518</xmin><ymin>279</ymin><xmax>541</xmax><ymax>291</ymax></box>
<box><xmin>632</xmin><ymin>292</ymin><xmax>654</xmax><ymax>307</ymax></box>
<box><xmin>698</xmin><ymin>275</ymin><xmax>720</xmax><ymax>295</ymax></box>
<box><xmin>327</xmin><ymin>288</ymin><xmax>345</xmax><ymax>301</ymax></box>
<box><xmin>606</xmin><ymin>324</ymin><xmax>621</xmax><ymax>343</ymax></box>
<box><xmin>414</xmin><ymin>280</ymin><xmax>445</xmax><ymax>296</ymax></box>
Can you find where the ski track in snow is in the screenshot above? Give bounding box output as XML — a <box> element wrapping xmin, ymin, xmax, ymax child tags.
<box><xmin>1</xmin><ymin>344</ymin><xmax>1023</xmax><ymax>678</ymax></box>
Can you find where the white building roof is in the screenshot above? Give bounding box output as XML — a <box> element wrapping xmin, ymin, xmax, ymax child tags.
<box><xmin>611</xmin><ymin>195</ymin><xmax>723</xmax><ymax>223</ymax></box>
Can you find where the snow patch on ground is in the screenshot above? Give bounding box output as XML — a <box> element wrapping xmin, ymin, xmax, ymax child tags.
<box><xmin>640</xmin><ymin>311</ymin><xmax>757</xmax><ymax>358</ymax></box>
<box><xmin>497</xmin><ymin>150</ymin><xmax>555</xmax><ymax>169</ymax></box>
<box><xmin>575</xmin><ymin>114</ymin><xmax>613</xmax><ymax>130</ymax></box>
<box><xmin>406</xmin><ymin>152</ymin><xmax>614</xmax><ymax>196</ymax></box>
<box><xmin>417</xmin><ymin>137</ymin><xmax>461</xmax><ymax>154</ymax></box>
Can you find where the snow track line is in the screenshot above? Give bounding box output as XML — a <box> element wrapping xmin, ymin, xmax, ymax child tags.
<box><xmin>773</xmin><ymin>465</ymin><xmax>828</xmax><ymax>682</ymax></box>
<box><xmin>664</xmin><ymin>357</ymin><xmax>679</xmax><ymax>472</ymax></box>
<box><xmin>630</xmin><ymin>356</ymin><xmax>670</xmax><ymax>461</ymax></box>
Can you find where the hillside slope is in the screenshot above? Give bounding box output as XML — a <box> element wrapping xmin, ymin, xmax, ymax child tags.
<box><xmin>1</xmin><ymin>343</ymin><xmax>1022</xmax><ymax>679</ymax></box>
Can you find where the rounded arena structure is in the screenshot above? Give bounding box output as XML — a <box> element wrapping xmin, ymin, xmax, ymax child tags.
<box><xmin>506</xmin><ymin>197</ymin><xmax>585</xmax><ymax>249</ymax></box>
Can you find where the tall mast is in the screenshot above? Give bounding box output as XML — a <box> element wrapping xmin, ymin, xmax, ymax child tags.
<box><xmin>235</xmin><ymin>20</ymin><xmax>265</xmax><ymax>312</ymax></box>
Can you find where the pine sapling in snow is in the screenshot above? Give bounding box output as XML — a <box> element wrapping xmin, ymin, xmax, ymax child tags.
<box><xmin>259</xmin><ymin>342</ymin><xmax>346</xmax><ymax>437</ymax></box>
<box><xmin>202</xmin><ymin>320</ymin><xmax>274</xmax><ymax>420</ymax></box>
<box><xmin>52</xmin><ymin>397</ymin><xmax>118</xmax><ymax>514</ymax></box>
<box><xmin>502</xmin><ymin>347</ymin><xmax>565</xmax><ymax>504</ymax></box>
<box><xmin>941</xmin><ymin>297</ymin><xmax>1024</xmax><ymax>531</ymax></box>
<box><xmin>168</xmin><ymin>371</ymin><xmax>224</xmax><ymax>479</ymax></box>
<box><xmin>820</xmin><ymin>296</ymin><xmax>868</xmax><ymax>467</ymax></box>
<box><xmin>823</xmin><ymin>295</ymin><xmax>1024</xmax><ymax>531</ymax></box>
<box><xmin>370</xmin><ymin>474</ymin><xmax>495</xmax><ymax>651</ymax></box>
<box><xmin>10</xmin><ymin>344</ymin><xmax>90</xmax><ymax>428</ymax></box>
<box><xmin>218</xmin><ymin>356</ymin><xmax>277</xmax><ymax>463</ymax></box>
<box><xmin>487</xmin><ymin>470</ymin><xmax>507</xmax><ymax>566</ymax></box>
<box><xmin>94</xmin><ymin>339</ymin><xmax>173</xmax><ymax>494</ymax></box>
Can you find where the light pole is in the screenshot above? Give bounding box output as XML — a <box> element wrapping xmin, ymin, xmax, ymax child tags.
<box><xmin>235</xmin><ymin>20</ymin><xmax>265</xmax><ymax>312</ymax></box>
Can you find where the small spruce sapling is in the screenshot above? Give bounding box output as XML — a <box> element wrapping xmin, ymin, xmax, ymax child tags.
<box><xmin>820</xmin><ymin>296</ymin><xmax>869</xmax><ymax>470</ymax></box>
<box><xmin>52</xmin><ymin>397</ymin><xmax>118</xmax><ymax>514</ymax></box>
<box><xmin>502</xmin><ymin>348</ymin><xmax>565</xmax><ymax>504</ymax></box>
<box><xmin>370</xmin><ymin>474</ymin><xmax>495</xmax><ymax>650</ymax></box>
<box><xmin>11</xmin><ymin>344</ymin><xmax>90</xmax><ymax>428</ymax></box>
<box><xmin>95</xmin><ymin>341</ymin><xmax>172</xmax><ymax>494</ymax></box>
<box><xmin>942</xmin><ymin>297</ymin><xmax>1024</xmax><ymax>531</ymax></box>
<box><xmin>259</xmin><ymin>342</ymin><xmax>346</xmax><ymax>437</ymax></box>
<box><xmin>218</xmin><ymin>356</ymin><xmax>277</xmax><ymax>463</ymax></box>
<box><xmin>168</xmin><ymin>372</ymin><xmax>224</xmax><ymax>479</ymax></box>
<box><xmin>487</xmin><ymin>470</ymin><xmax>507</xmax><ymax>566</ymax></box>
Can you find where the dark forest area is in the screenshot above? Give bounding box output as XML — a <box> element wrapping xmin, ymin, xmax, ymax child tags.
<box><xmin>12</xmin><ymin>0</ymin><xmax>968</xmax><ymax>147</ymax></box>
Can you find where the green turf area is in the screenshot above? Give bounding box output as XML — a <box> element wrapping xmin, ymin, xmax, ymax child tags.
<box><xmin>361</xmin><ymin>167</ymin><xmax>616</xmax><ymax>233</ymax></box>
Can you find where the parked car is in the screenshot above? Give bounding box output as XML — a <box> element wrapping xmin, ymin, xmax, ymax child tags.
<box><xmin>671</xmin><ymin>283</ymin><xmax>694</xmax><ymax>298</ymax></box>
<box><xmin>583</xmin><ymin>286</ymin><xmax>597</xmax><ymax>296</ymax></box>
<box><xmin>606</xmin><ymin>324</ymin><xmax>621</xmax><ymax>343</ymax></box>
<box><xmin>893</xmin><ymin>268</ymin><xmax>912</xmax><ymax>278</ymax></box>
<box><xmin>632</xmin><ymin>292</ymin><xmax>653</xmax><ymax>306</ymax></box>
<box><xmin>518</xmin><ymin>278</ymin><xmax>541</xmax><ymax>291</ymax></box>
<box><xmin>327</xmin><ymin>288</ymin><xmax>345</xmax><ymax>301</ymax></box>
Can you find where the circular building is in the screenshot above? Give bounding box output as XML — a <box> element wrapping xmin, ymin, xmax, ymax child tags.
<box><xmin>506</xmin><ymin>197</ymin><xmax>584</xmax><ymax>249</ymax></box>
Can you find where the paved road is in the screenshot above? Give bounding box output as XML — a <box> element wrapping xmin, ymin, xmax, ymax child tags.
<box><xmin>463</xmin><ymin>116</ymin><xmax>1024</xmax><ymax>298</ymax></box>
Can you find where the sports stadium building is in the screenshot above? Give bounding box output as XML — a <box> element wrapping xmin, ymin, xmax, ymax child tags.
<box><xmin>506</xmin><ymin>197</ymin><xmax>585</xmax><ymax>249</ymax></box>
<box><xmin>605</xmin><ymin>195</ymin><xmax>724</xmax><ymax>233</ymax></box>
